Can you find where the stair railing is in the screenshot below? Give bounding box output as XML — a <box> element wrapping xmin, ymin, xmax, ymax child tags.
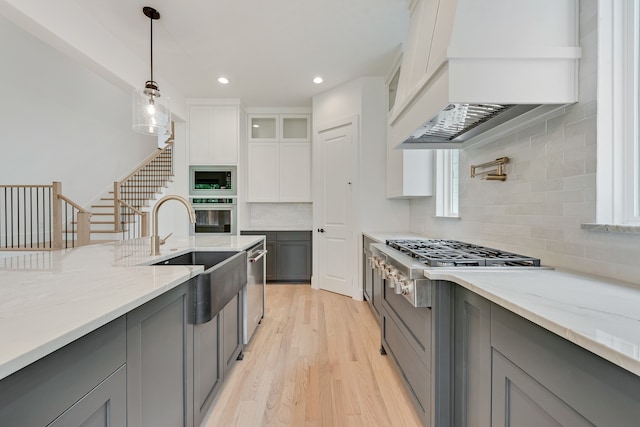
<box><xmin>113</xmin><ymin>126</ymin><xmax>175</xmax><ymax>239</ymax></box>
<box><xmin>0</xmin><ymin>182</ymin><xmax>91</xmax><ymax>250</ymax></box>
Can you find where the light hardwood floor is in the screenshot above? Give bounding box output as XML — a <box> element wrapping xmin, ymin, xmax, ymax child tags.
<box><xmin>201</xmin><ymin>284</ymin><xmax>423</xmax><ymax>427</ymax></box>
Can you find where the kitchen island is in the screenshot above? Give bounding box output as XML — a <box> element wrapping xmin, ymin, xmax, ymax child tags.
<box><xmin>0</xmin><ymin>235</ymin><xmax>264</xmax><ymax>427</ymax></box>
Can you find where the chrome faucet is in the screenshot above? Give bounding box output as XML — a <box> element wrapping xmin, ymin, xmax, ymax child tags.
<box><xmin>151</xmin><ymin>195</ymin><xmax>196</xmax><ymax>255</ymax></box>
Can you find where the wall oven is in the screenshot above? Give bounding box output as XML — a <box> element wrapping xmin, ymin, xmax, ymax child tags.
<box><xmin>190</xmin><ymin>198</ymin><xmax>237</xmax><ymax>235</ymax></box>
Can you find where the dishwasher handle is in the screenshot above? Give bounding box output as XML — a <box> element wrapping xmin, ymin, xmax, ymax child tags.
<box><xmin>249</xmin><ymin>249</ymin><xmax>268</xmax><ymax>263</ymax></box>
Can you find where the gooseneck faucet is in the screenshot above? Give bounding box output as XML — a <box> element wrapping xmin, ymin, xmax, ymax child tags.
<box><xmin>151</xmin><ymin>195</ymin><xmax>196</xmax><ymax>255</ymax></box>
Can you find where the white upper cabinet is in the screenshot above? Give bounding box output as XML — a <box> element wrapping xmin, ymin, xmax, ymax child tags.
<box><xmin>188</xmin><ymin>104</ymin><xmax>239</xmax><ymax>165</ymax></box>
<box><xmin>247</xmin><ymin>142</ymin><xmax>280</xmax><ymax>202</ymax></box>
<box><xmin>249</xmin><ymin>115</ymin><xmax>278</xmax><ymax>142</ymax></box>
<box><xmin>246</xmin><ymin>112</ymin><xmax>311</xmax><ymax>202</ymax></box>
<box><xmin>248</xmin><ymin>114</ymin><xmax>310</xmax><ymax>142</ymax></box>
<box><xmin>279</xmin><ymin>142</ymin><xmax>311</xmax><ymax>202</ymax></box>
<box><xmin>281</xmin><ymin>115</ymin><xmax>311</xmax><ymax>142</ymax></box>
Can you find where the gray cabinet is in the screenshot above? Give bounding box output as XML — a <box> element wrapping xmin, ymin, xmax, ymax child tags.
<box><xmin>48</xmin><ymin>365</ymin><xmax>126</xmax><ymax>427</ymax></box>
<box><xmin>0</xmin><ymin>317</ymin><xmax>126</xmax><ymax>427</ymax></box>
<box><xmin>193</xmin><ymin>314</ymin><xmax>222</xmax><ymax>427</ymax></box>
<box><xmin>454</xmin><ymin>287</ymin><xmax>491</xmax><ymax>427</ymax></box>
<box><xmin>241</xmin><ymin>230</ymin><xmax>312</xmax><ymax>282</ymax></box>
<box><xmin>194</xmin><ymin>290</ymin><xmax>243</xmax><ymax>426</ymax></box>
<box><xmin>362</xmin><ymin>235</ymin><xmax>383</xmax><ymax>324</ymax></box>
<box><xmin>380</xmin><ymin>280</ymin><xmax>432</xmax><ymax>425</ymax></box>
<box><xmin>126</xmin><ymin>282</ymin><xmax>194</xmax><ymax>427</ymax></box>
<box><xmin>0</xmin><ymin>277</ymin><xmax>246</xmax><ymax>427</ymax></box>
<box><xmin>491</xmin><ymin>304</ymin><xmax>640</xmax><ymax>427</ymax></box>
<box><xmin>222</xmin><ymin>292</ymin><xmax>243</xmax><ymax>375</ymax></box>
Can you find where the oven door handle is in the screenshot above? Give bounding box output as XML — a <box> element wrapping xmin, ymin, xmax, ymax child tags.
<box><xmin>249</xmin><ymin>249</ymin><xmax>268</xmax><ymax>263</ymax></box>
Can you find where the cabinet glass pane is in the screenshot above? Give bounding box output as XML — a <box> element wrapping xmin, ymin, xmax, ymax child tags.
<box><xmin>251</xmin><ymin>117</ymin><xmax>277</xmax><ymax>139</ymax></box>
<box><xmin>282</xmin><ymin>117</ymin><xmax>308</xmax><ymax>139</ymax></box>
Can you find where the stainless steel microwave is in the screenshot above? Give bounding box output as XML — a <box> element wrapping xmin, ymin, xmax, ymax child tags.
<box><xmin>189</xmin><ymin>166</ymin><xmax>237</xmax><ymax>196</ymax></box>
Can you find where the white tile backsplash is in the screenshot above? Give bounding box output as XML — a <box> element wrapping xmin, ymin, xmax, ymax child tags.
<box><xmin>410</xmin><ymin>0</ymin><xmax>640</xmax><ymax>284</ymax></box>
<box><xmin>245</xmin><ymin>203</ymin><xmax>313</xmax><ymax>230</ymax></box>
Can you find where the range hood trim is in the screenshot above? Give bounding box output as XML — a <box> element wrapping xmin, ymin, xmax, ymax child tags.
<box><xmin>396</xmin><ymin>103</ymin><xmax>570</xmax><ymax>150</ymax></box>
<box><xmin>389</xmin><ymin>0</ymin><xmax>581</xmax><ymax>150</ymax></box>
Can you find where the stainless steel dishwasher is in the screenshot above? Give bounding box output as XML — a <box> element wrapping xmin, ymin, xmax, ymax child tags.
<box><xmin>244</xmin><ymin>241</ymin><xmax>266</xmax><ymax>344</ymax></box>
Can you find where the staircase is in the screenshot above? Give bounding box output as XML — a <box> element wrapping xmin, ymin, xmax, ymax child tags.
<box><xmin>87</xmin><ymin>140</ymin><xmax>175</xmax><ymax>242</ymax></box>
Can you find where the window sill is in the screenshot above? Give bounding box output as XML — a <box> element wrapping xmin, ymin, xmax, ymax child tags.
<box><xmin>432</xmin><ymin>215</ymin><xmax>462</xmax><ymax>220</ymax></box>
<box><xmin>581</xmin><ymin>223</ymin><xmax>640</xmax><ymax>234</ymax></box>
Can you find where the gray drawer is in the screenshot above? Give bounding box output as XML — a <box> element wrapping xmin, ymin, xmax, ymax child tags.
<box><xmin>241</xmin><ymin>231</ymin><xmax>277</xmax><ymax>241</ymax></box>
<box><xmin>276</xmin><ymin>231</ymin><xmax>311</xmax><ymax>241</ymax></box>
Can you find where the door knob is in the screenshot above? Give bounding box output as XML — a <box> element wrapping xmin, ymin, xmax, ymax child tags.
<box><xmin>317</xmin><ymin>228</ymin><xmax>325</xmax><ymax>233</ymax></box>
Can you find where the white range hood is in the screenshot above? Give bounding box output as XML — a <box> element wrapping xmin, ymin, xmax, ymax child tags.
<box><xmin>389</xmin><ymin>0</ymin><xmax>582</xmax><ymax>149</ymax></box>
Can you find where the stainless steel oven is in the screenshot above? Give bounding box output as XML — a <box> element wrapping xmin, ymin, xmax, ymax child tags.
<box><xmin>190</xmin><ymin>198</ymin><xmax>236</xmax><ymax>235</ymax></box>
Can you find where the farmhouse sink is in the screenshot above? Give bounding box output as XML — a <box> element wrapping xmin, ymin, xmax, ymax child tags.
<box><xmin>153</xmin><ymin>251</ymin><xmax>247</xmax><ymax>324</ymax></box>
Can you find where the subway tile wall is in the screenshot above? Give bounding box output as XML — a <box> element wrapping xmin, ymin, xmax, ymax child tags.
<box><xmin>410</xmin><ymin>0</ymin><xmax>640</xmax><ymax>284</ymax></box>
<box><xmin>246</xmin><ymin>203</ymin><xmax>313</xmax><ymax>230</ymax></box>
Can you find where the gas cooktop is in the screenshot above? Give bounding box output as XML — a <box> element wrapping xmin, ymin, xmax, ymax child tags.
<box><xmin>386</xmin><ymin>239</ymin><xmax>541</xmax><ymax>268</ymax></box>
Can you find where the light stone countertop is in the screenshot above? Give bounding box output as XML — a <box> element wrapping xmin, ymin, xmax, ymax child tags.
<box><xmin>363</xmin><ymin>231</ymin><xmax>427</xmax><ymax>244</ymax></box>
<box><xmin>0</xmin><ymin>235</ymin><xmax>264</xmax><ymax>381</ymax></box>
<box><xmin>424</xmin><ymin>268</ymin><xmax>640</xmax><ymax>377</ymax></box>
<box><xmin>363</xmin><ymin>231</ymin><xmax>640</xmax><ymax>377</ymax></box>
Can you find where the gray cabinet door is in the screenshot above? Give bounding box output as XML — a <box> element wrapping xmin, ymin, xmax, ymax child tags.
<box><xmin>276</xmin><ymin>239</ymin><xmax>311</xmax><ymax>281</ymax></box>
<box><xmin>0</xmin><ymin>317</ymin><xmax>126</xmax><ymax>427</ymax></box>
<box><xmin>48</xmin><ymin>365</ymin><xmax>126</xmax><ymax>427</ymax></box>
<box><xmin>266</xmin><ymin>240</ymin><xmax>277</xmax><ymax>281</ymax></box>
<box><xmin>127</xmin><ymin>283</ymin><xmax>194</xmax><ymax>427</ymax></box>
<box><xmin>491</xmin><ymin>305</ymin><xmax>640</xmax><ymax>427</ymax></box>
<box><xmin>491</xmin><ymin>350</ymin><xmax>592</xmax><ymax>427</ymax></box>
<box><xmin>380</xmin><ymin>283</ymin><xmax>432</xmax><ymax>425</ymax></box>
<box><xmin>362</xmin><ymin>249</ymin><xmax>373</xmax><ymax>302</ymax></box>
<box><xmin>193</xmin><ymin>314</ymin><xmax>222</xmax><ymax>427</ymax></box>
<box><xmin>222</xmin><ymin>292</ymin><xmax>243</xmax><ymax>375</ymax></box>
<box><xmin>454</xmin><ymin>287</ymin><xmax>491</xmax><ymax>427</ymax></box>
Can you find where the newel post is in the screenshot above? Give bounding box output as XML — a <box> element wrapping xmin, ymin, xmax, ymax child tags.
<box><xmin>51</xmin><ymin>182</ymin><xmax>62</xmax><ymax>249</ymax></box>
<box><xmin>76</xmin><ymin>211</ymin><xmax>91</xmax><ymax>247</ymax></box>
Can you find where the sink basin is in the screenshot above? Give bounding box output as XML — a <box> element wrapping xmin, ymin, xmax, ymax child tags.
<box><xmin>153</xmin><ymin>251</ymin><xmax>247</xmax><ymax>324</ymax></box>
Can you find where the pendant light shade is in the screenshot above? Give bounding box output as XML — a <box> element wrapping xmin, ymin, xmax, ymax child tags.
<box><xmin>132</xmin><ymin>7</ymin><xmax>171</xmax><ymax>136</ymax></box>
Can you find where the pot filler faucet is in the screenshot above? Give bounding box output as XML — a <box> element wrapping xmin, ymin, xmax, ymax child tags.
<box><xmin>151</xmin><ymin>195</ymin><xmax>196</xmax><ymax>255</ymax></box>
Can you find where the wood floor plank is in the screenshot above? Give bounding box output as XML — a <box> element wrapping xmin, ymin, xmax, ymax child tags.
<box><xmin>201</xmin><ymin>285</ymin><xmax>423</xmax><ymax>427</ymax></box>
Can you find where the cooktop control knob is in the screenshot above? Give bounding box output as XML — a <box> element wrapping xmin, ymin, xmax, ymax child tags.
<box><xmin>393</xmin><ymin>276</ymin><xmax>404</xmax><ymax>294</ymax></box>
<box><xmin>368</xmin><ymin>256</ymin><xmax>377</xmax><ymax>269</ymax></box>
<box><xmin>400</xmin><ymin>280</ymin><xmax>413</xmax><ymax>296</ymax></box>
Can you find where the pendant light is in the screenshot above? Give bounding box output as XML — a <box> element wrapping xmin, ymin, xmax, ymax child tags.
<box><xmin>132</xmin><ymin>6</ymin><xmax>171</xmax><ymax>136</ymax></box>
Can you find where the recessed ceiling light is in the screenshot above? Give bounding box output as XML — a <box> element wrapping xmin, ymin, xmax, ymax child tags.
<box><xmin>218</xmin><ymin>77</ymin><xmax>229</xmax><ymax>84</ymax></box>
<box><xmin>313</xmin><ymin>76</ymin><xmax>323</xmax><ymax>84</ymax></box>
<box><xmin>252</xmin><ymin>124</ymin><xmax>260</xmax><ymax>128</ymax></box>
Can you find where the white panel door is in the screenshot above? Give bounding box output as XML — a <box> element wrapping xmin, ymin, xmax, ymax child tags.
<box><xmin>316</xmin><ymin>121</ymin><xmax>355</xmax><ymax>297</ymax></box>
<box><xmin>279</xmin><ymin>142</ymin><xmax>311</xmax><ymax>202</ymax></box>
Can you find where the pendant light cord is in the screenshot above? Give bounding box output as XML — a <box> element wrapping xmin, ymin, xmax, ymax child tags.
<box><xmin>149</xmin><ymin>15</ymin><xmax>153</xmax><ymax>83</ymax></box>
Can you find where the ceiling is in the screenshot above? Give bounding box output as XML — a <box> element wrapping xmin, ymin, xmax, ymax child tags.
<box><xmin>74</xmin><ymin>0</ymin><xmax>409</xmax><ymax>107</ymax></box>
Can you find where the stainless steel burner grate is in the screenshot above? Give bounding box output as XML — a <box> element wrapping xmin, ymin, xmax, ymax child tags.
<box><xmin>386</xmin><ymin>239</ymin><xmax>540</xmax><ymax>267</ymax></box>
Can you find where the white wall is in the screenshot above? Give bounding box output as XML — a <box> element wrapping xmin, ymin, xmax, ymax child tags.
<box><xmin>313</xmin><ymin>77</ymin><xmax>411</xmax><ymax>232</ymax></box>
<box><xmin>0</xmin><ymin>15</ymin><xmax>157</xmax><ymax>207</ymax></box>
<box><xmin>410</xmin><ymin>0</ymin><xmax>640</xmax><ymax>284</ymax></box>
